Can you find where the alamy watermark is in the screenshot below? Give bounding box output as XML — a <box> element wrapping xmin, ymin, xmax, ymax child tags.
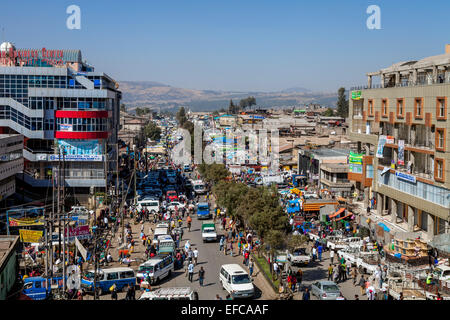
<box><xmin>66</xmin><ymin>5</ymin><xmax>81</xmax><ymax>30</ymax></box>
<box><xmin>171</xmin><ymin>124</ymin><xmax>281</xmax><ymax>172</ymax></box>
<box><xmin>366</xmin><ymin>5</ymin><xmax>381</xmax><ymax>30</ymax></box>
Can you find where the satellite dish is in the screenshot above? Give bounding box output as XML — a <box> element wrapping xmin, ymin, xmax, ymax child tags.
<box><xmin>66</xmin><ymin>265</ymin><xmax>81</xmax><ymax>290</ymax></box>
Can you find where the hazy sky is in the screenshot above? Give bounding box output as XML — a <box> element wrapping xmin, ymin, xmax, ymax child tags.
<box><xmin>1</xmin><ymin>0</ymin><xmax>449</xmax><ymax>92</ymax></box>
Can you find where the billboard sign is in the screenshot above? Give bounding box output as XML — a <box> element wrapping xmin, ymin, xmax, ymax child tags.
<box><xmin>19</xmin><ymin>229</ymin><xmax>43</xmax><ymax>243</ymax></box>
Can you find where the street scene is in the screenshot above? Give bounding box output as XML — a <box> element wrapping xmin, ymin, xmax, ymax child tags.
<box><xmin>0</xmin><ymin>1</ymin><xmax>449</xmax><ymax>303</ymax></box>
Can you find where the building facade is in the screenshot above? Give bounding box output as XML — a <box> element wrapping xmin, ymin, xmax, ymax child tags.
<box><xmin>0</xmin><ymin>43</ymin><xmax>121</xmax><ymax>203</ymax></box>
<box><xmin>349</xmin><ymin>45</ymin><xmax>450</xmax><ymax>240</ymax></box>
<box><xmin>0</xmin><ymin>134</ymin><xmax>23</xmax><ymax>202</ymax></box>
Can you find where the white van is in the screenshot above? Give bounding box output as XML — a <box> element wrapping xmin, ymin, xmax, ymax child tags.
<box><xmin>219</xmin><ymin>264</ymin><xmax>255</xmax><ymax>298</ymax></box>
<box><xmin>139</xmin><ymin>287</ymin><xmax>198</xmax><ymax>300</ymax></box>
<box><xmin>152</xmin><ymin>227</ymin><xmax>169</xmax><ymax>245</ymax></box>
<box><xmin>192</xmin><ymin>180</ymin><xmax>206</xmax><ymax>195</ymax></box>
<box><xmin>137</xmin><ymin>198</ymin><xmax>160</xmax><ymax>214</ymax></box>
<box><xmin>137</xmin><ymin>255</ymin><xmax>174</xmax><ymax>285</ymax></box>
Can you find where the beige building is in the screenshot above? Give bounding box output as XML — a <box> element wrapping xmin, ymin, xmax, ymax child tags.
<box><xmin>349</xmin><ymin>45</ymin><xmax>450</xmax><ymax>240</ymax></box>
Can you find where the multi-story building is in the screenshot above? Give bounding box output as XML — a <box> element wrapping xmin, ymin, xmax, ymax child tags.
<box><xmin>0</xmin><ymin>134</ymin><xmax>23</xmax><ymax>203</ymax></box>
<box><xmin>0</xmin><ymin>42</ymin><xmax>121</xmax><ymax>205</ymax></box>
<box><xmin>349</xmin><ymin>45</ymin><xmax>450</xmax><ymax>240</ymax></box>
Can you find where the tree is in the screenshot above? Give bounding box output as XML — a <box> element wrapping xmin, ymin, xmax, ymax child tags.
<box><xmin>142</xmin><ymin>121</ymin><xmax>161</xmax><ymax>141</ymax></box>
<box><xmin>198</xmin><ymin>163</ymin><xmax>229</xmax><ymax>184</ymax></box>
<box><xmin>323</xmin><ymin>108</ymin><xmax>335</xmax><ymax>117</ymax></box>
<box><xmin>228</xmin><ymin>99</ymin><xmax>238</xmax><ymax>114</ymax></box>
<box><xmin>336</xmin><ymin>87</ymin><xmax>349</xmax><ymax>118</ymax></box>
<box><xmin>212</xmin><ymin>110</ymin><xmax>219</xmax><ymax>117</ymax></box>
<box><xmin>176</xmin><ymin>107</ymin><xmax>187</xmax><ymax>126</ymax></box>
<box><xmin>239</xmin><ymin>96</ymin><xmax>257</xmax><ymax>111</ymax></box>
<box><xmin>120</xmin><ymin>104</ymin><xmax>126</xmax><ymax>112</ymax></box>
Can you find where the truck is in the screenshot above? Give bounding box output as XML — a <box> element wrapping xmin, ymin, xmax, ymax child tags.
<box><xmin>287</xmin><ymin>247</ymin><xmax>311</xmax><ymax>266</ymax></box>
<box><xmin>196</xmin><ymin>202</ymin><xmax>211</xmax><ymax>220</ymax></box>
<box><xmin>139</xmin><ymin>287</ymin><xmax>199</xmax><ymax>300</ymax></box>
<box><xmin>201</xmin><ymin>221</ymin><xmax>217</xmax><ymax>242</ymax></box>
<box><xmin>262</xmin><ymin>175</ymin><xmax>284</xmax><ymax>186</ymax></box>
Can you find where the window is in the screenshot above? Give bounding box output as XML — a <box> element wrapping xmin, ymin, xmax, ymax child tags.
<box><xmin>435</xmin><ymin>128</ymin><xmax>446</xmax><ymax>152</ymax></box>
<box><xmin>396</xmin><ymin>98</ymin><xmax>404</xmax><ymax>118</ymax></box>
<box><xmin>119</xmin><ymin>271</ymin><xmax>135</xmax><ymax>279</ymax></box>
<box><xmin>106</xmin><ymin>272</ymin><xmax>119</xmax><ymax>280</ymax></box>
<box><xmin>434</xmin><ymin>158</ymin><xmax>445</xmax><ymax>182</ymax></box>
<box><xmin>368</xmin><ymin>99</ymin><xmax>374</xmax><ymax>116</ymax></box>
<box><xmin>436</xmin><ymin>97</ymin><xmax>447</xmax><ymax>120</ymax></box>
<box><xmin>414</xmin><ymin>98</ymin><xmax>423</xmax><ymax>119</ymax></box>
<box><xmin>382</xmin><ymin>99</ymin><xmax>388</xmax><ymax>117</ymax></box>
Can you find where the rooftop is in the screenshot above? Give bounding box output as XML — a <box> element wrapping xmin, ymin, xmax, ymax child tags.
<box><xmin>0</xmin><ymin>235</ymin><xmax>19</xmax><ymax>271</ymax></box>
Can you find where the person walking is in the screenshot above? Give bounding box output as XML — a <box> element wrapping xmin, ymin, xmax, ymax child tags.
<box><xmin>273</xmin><ymin>262</ymin><xmax>279</xmax><ymax>280</ymax></box>
<box><xmin>330</xmin><ymin>249</ymin><xmax>335</xmax><ymax>264</ymax></box>
<box><xmin>302</xmin><ymin>287</ymin><xmax>310</xmax><ymax>300</ymax></box>
<box><xmin>248</xmin><ymin>258</ymin><xmax>254</xmax><ymax>277</ymax></box>
<box><xmin>193</xmin><ymin>248</ymin><xmax>199</xmax><ymax>265</ymax></box>
<box><xmin>359</xmin><ymin>275</ymin><xmax>366</xmax><ymax>296</ymax></box>
<box><xmin>312</xmin><ymin>246</ymin><xmax>317</xmax><ymax>262</ymax></box>
<box><xmin>188</xmin><ymin>261</ymin><xmax>194</xmax><ymax>282</ymax></box>
<box><xmin>317</xmin><ymin>244</ymin><xmax>323</xmax><ymax>262</ymax></box>
<box><xmin>328</xmin><ymin>264</ymin><xmax>334</xmax><ymax>281</ymax></box>
<box><xmin>184</xmin><ymin>257</ymin><xmax>189</xmax><ymax>277</ymax></box>
<box><xmin>219</xmin><ymin>236</ymin><xmax>225</xmax><ymax>252</ymax></box>
<box><xmin>296</xmin><ymin>269</ymin><xmax>303</xmax><ymax>292</ymax></box>
<box><xmin>198</xmin><ymin>266</ymin><xmax>205</xmax><ymax>286</ymax></box>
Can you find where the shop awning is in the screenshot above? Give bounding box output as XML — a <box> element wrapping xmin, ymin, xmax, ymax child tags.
<box><xmin>303</xmin><ymin>201</ymin><xmax>338</xmax><ymax>212</ymax></box>
<box><xmin>329</xmin><ymin>207</ymin><xmax>345</xmax><ymax>218</ymax></box>
<box><xmin>335</xmin><ymin>213</ymin><xmax>353</xmax><ymax>221</ymax></box>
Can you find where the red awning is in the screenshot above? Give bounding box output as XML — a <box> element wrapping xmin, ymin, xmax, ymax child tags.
<box><xmin>329</xmin><ymin>207</ymin><xmax>345</xmax><ymax>218</ymax></box>
<box><xmin>335</xmin><ymin>213</ymin><xmax>353</xmax><ymax>222</ymax></box>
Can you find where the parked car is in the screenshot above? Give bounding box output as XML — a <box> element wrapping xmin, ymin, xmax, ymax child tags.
<box><xmin>310</xmin><ymin>280</ymin><xmax>342</xmax><ymax>300</ymax></box>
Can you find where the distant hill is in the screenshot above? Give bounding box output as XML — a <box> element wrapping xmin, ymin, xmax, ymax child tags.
<box><xmin>118</xmin><ymin>81</ymin><xmax>337</xmax><ymax>112</ymax></box>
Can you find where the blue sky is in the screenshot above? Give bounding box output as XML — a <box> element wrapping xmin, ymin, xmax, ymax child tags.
<box><xmin>1</xmin><ymin>0</ymin><xmax>450</xmax><ymax>92</ymax></box>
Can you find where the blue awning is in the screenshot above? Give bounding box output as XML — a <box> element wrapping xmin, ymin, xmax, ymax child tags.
<box><xmin>378</xmin><ymin>222</ymin><xmax>390</xmax><ymax>232</ymax></box>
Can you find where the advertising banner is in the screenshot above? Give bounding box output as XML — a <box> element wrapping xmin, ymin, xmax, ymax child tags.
<box><xmin>398</xmin><ymin>140</ymin><xmax>405</xmax><ymax>166</ymax></box>
<box><xmin>349</xmin><ymin>152</ymin><xmax>364</xmax><ymax>164</ymax></box>
<box><xmin>75</xmin><ymin>237</ymin><xmax>88</xmax><ymax>261</ymax></box>
<box><xmin>376</xmin><ymin>135</ymin><xmax>387</xmax><ymax>158</ymax></box>
<box><xmin>65</xmin><ymin>225</ymin><xmax>91</xmax><ymax>241</ymax></box>
<box><xmin>9</xmin><ymin>216</ymin><xmax>45</xmax><ymax>227</ymax></box>
<box><xmin>351</xmin><ymin>90</ymin><xmax>362</xmax><ymax>100</ymax></box>
<box><xmin>59</xmin><ymin>124</ymin><xmax>73</xmax><ymax>132</ymax></box>
<box><xmin>58</xmin><ymin>139</ymin><xmax>103</xmax><ymax>156</ymax></box>
<box><xmin>49</xmin><ymin>154</ymin><xmax>103</xmax><ymax>162</ymax></box>
<box><xmin>349</xmin><ymin>163</ymin><xmax>363</xmax><ymax>173</ymax></box>
<box><xmin>19</xmin><ymin>229</ymin><xmax>43</xmax><ymax>243</ymax></box>
<box><xmin>386</xmin><ymin>136</ymin><xmax>395</xmax><ymax>144</ymax></box>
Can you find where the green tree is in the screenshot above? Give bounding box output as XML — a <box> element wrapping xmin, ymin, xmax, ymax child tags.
<box><xmin>239</xmin><ymin>96</ymin><xmax>257</xmax><ymax>111</ymax></box>
<box><xmin>120</xmin><ymin>104</ymin><xmax>126</xmax><ymax>112</ymax></box>
<box><xmin>228</xmin><ymin>99</ymin><xmax>238</xmax><ymax>114</ymax></box>
<box><xmin>323</xmin><ymin>107</ymin><xmax>335</xmax><ymax>117</ymax></box>
<box><xmin>143</xmin><ymin>121</ymin><xmax>161</xmax><ymax>141</ymax></box>
<box><xmin>336</xmin><ymin>87</ymin><xmax>349</xmax><ymax>118</ymax></box>
<box><xmin>198</xmin><ymin>163</ymin><xmax>229</xmax><ymax>184</ymax></box>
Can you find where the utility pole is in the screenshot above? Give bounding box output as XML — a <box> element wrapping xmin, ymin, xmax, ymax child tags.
<box><xmin>134</xmin><ymin>144</ymin><xmax>137</xmax><ymax>207</ymax></box>
<box><xmin>62</xmin><ymin>147</ymin><xmax>66</xmax><ymax>294</ymax></box>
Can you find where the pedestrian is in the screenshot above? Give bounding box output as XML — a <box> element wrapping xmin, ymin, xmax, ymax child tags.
<box><xmin>312</xmin><ymin>246</ymin><xmax>317</xmax><ymax>262</ymax></box>
<box><xmin>193</xmin><ymin>248</ymin><xmax>199</xmax><ymax>265</ymax></box>
<box><xmin>228</xmin><ymin>241</ymin><xmax>234</xmax><ymax>256</ymax></box>
<box><xmin>317</xmin><ymin>244</ymin><xmax>323</xmax><ymax>262</ymax></box>
<box><xmin>302</xmin><ymin>287</ymin><xmax>310</xmax><ymax>300</ymax></box>
<box><xmin>110</xmin><ymin>283</ymin><xmax>118</xmax><ymax>300</ymax></box>
<box><xmin>328</xmin><ymin>264</ymin><xmax>333</xmax><ymax>281</ymax></box>
<box><xmin>188</xmin><ymin>261</ymin><xmax>194</xmax><ymax>282</ymax></box>
<box><xmin>198</xmin><ymin>266</ymin><xmax>205</xmax><ymax>286</ymax></box>
<box><xmin>273</xmin><ymin>262</ymin><xmax>279</xmax><ymax>280</ymax></box>
<box><xmin>215</xmin><ymin>294</ymin><xmax>222</xmax><ymax>300</ymax></box>
<box><xmin>355</xmin><ymin>294</ymin><xmax>359</xmax><ymax>300</ymax></box>
<box><xmin>244</xmin><ymin>251</ymin><xmax>250</xmax><ymax>266</ymax></box>
<box><xmin>184</xmin><ymin>257</ymin><xmax>189</xmax><ymax>277</ymax></box>
<box><xmin>359</xmin><ymin>275</ymin><xmax>366</xmax><ymax>296</ymax></box>
<box><xmin>219</xmin><ymin>236</ymin><xmax>225</xmax><ymax>252</ymax></box>
<box><xmin>351</xmin><ymin>265</ymin><xmax>358</xmax><ymax>285</ymax></box>
<box><xmin>296</xmin><ymin>269</ymin><xmax>303</xmax><ymax>291</ymax></box>
<box><xmin>330</xmin><ymin>249</ymin><xmax>335</xmax><ymax>264</ymax></box>
<box><xmin>248</xmin><ymin>258</ymin><xmax>254</xmax><ymax>277</ymax></box>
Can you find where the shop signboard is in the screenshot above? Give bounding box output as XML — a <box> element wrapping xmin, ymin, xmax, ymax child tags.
<box><xmin>351</xmin><ymin>90</ymin><xmax>362</xmax><ymax>100</ymax></box>
<box><xmin>395</xmin><ymin>171</ymin><xmax>416</xmax><ymax>183</ymax></box>
<box><xmin>19</xmin><ymin>229</ymin><xmax>43</xmax><ymax>243</ymax></box>
<box><xmin>398</xmin><ymin>140</ymin><xmax>405</xmax><ymax>166</ymax></box>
